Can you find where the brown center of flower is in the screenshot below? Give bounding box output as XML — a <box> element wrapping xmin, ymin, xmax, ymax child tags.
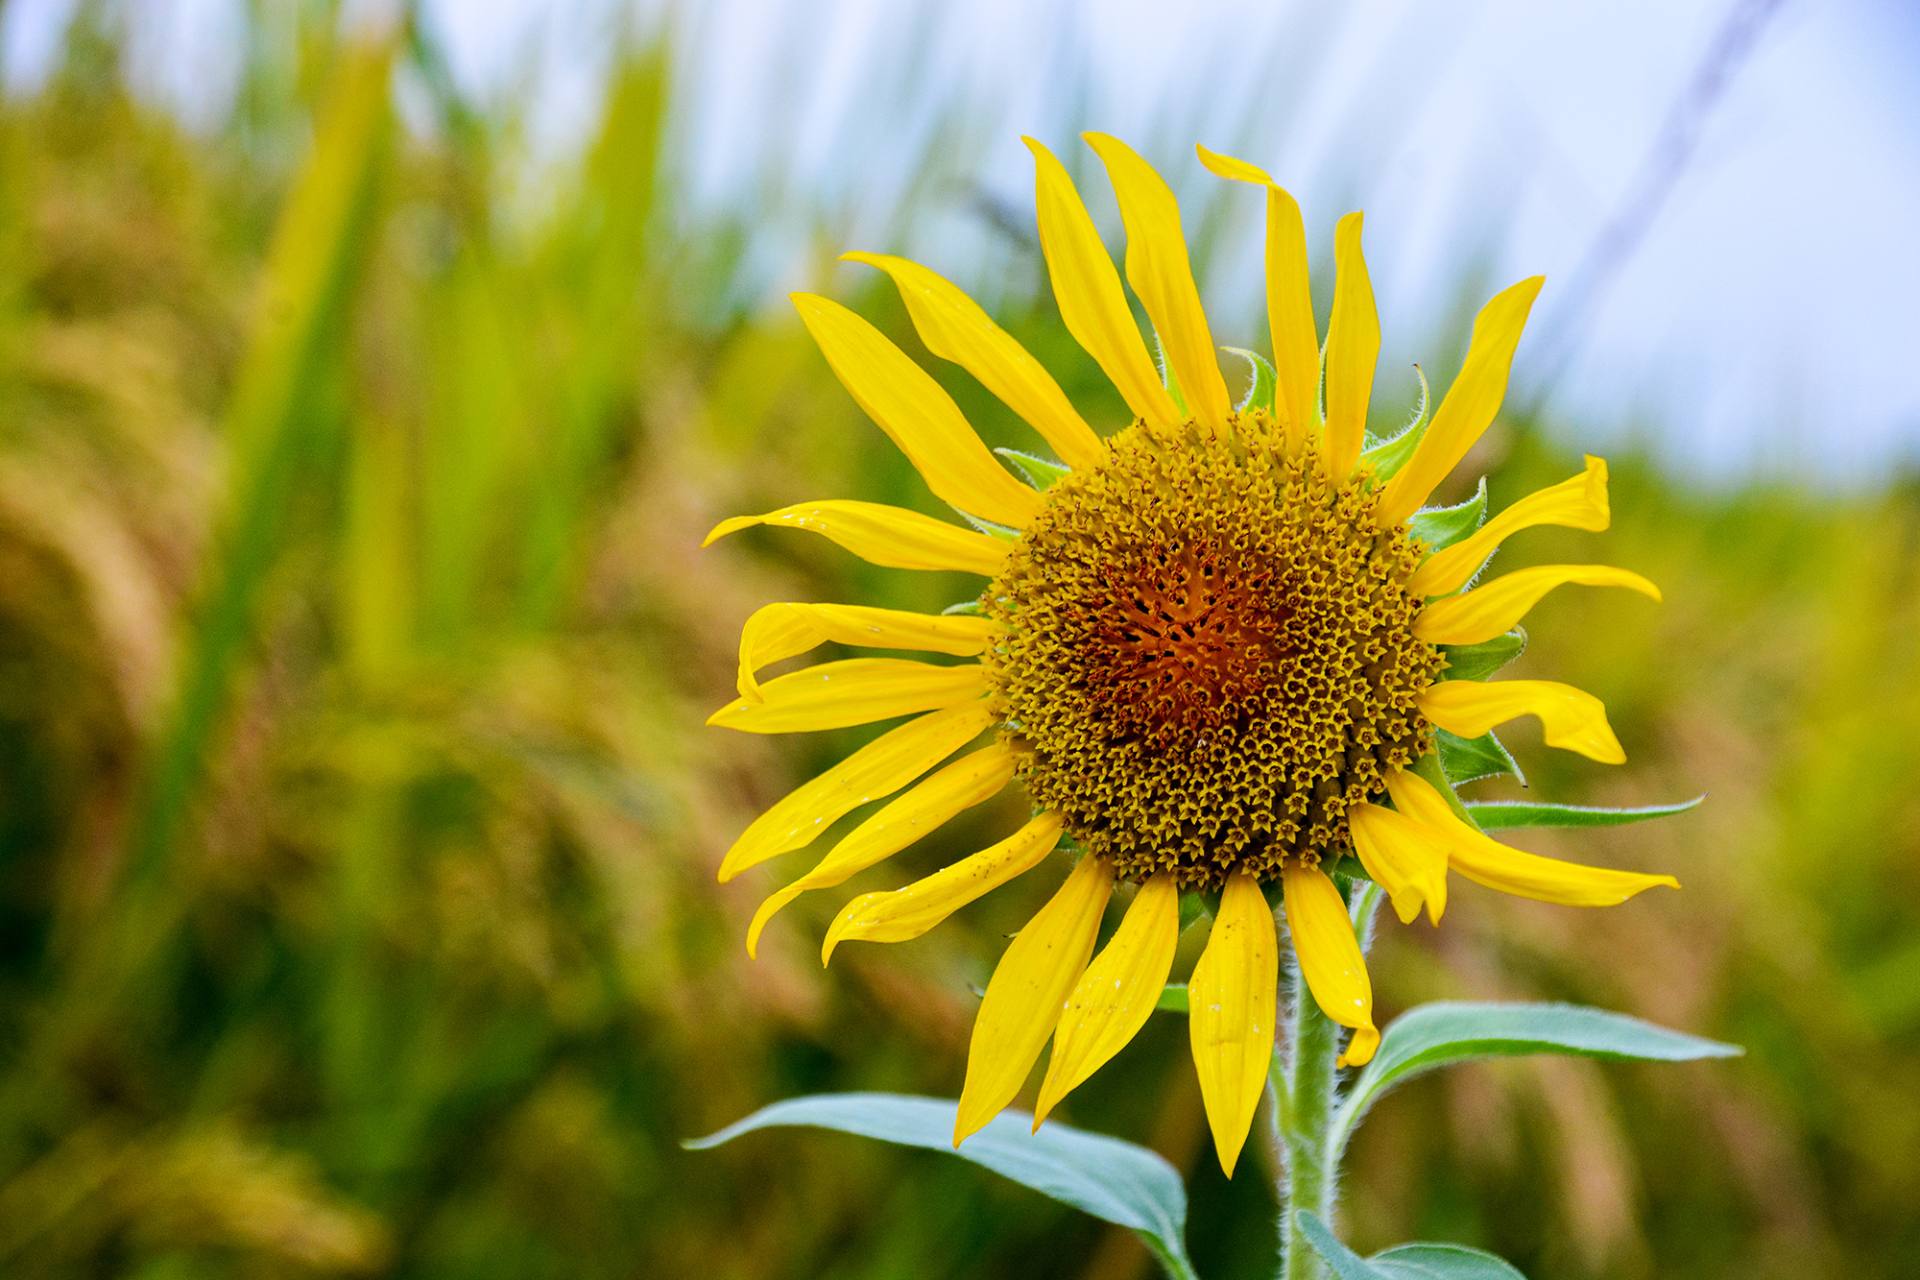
<box><xmin>981</xmin><ymin>411</ymin><xmax>1441</xmax><ymax>890</ymax></box>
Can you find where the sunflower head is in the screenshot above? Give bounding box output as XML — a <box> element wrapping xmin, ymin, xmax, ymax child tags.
<box><xmin>706</xmin><ymin>133</ymin><xmax>1673</xmax><ymax>1176</ymax></box>
<box><xmin>984</xmin><ymin>411</ymin><xmax>1441</xmax><ymax>890</ymax></box>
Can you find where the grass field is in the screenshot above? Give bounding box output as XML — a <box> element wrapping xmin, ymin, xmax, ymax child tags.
<box><xmin>1</xmin><ymin>12</ymin><xmax>1916</xmax><ymax>1279</ymax></box>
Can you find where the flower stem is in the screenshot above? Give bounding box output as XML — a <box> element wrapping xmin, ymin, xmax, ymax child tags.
<box><xmin>1274</xmin><ymin>880</ymin><xmax>1381</xmax><ymax>1280</ymax></box>
<box><xmin>1276</xmin><ymin>955</ymin><xmax>1339</xmax><ymax>1280</ymax></box>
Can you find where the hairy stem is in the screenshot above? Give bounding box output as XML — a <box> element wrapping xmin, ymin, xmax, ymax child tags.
<box><xmin>1274</xmin><ymin>881</ymin><xmax>1382</xmax><ymax>1279</ymax></box>
<box><xmin>1277</xmin><ymin>957</ymin><xmax>1339</xmax><ymax>1280</ymax></box>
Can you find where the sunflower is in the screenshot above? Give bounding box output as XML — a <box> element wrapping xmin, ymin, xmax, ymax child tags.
<box><xmin>706</xmin><ymin>134</ymin><xmax>1676</xmax><ymax>1175</ymax></box>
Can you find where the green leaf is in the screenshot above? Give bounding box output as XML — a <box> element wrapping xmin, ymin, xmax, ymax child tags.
<box><xmin>1156</xmin><ymin>983</ymin><xmax>1188</xmax><ymax>1014</ymax></box>
<box><xmin>1360</xmin><ymin>365</ymin><xmax>1432</xmax><ymax>480</ymax></box>
<box><xmin>1296</xmin><ymin>1214</ymin><xmax>1530</xmax><ymax>1280</ymax></box>
<box><xmin>1466</xmin><ymin>796</ymin><xmax>1705</xmax><ymax>831</ymax></box>
<box><xmin>1371</xmin><ymin>1244</ymin><xmax>1531</xmax><ymax>1279</ymax></box>
<box><xmin>1407</xmin><ymin>477</ymin><xmax>1486</xmax><ymax>551</ymax></box>
<box><xmin>1332</xmin><ymin>1002</ymin><xmax>1742</xmax><ymax>1153</ymax></box>
<box><xmin>1439</xmin><ymin>629</ymin><xmax>1526</xmax><ymax>682</ymax></box>
<box><xmin>688</xmin><ymin>1093</ymin><xmax>1195</xmax><ymax>1276</ymax></box>
<box><xmin>1437</xmin><ymin>728</ymin><xmax>1522</xmax><ymax>786</ymax></box>
<box><xmin>1225</xmin><ymin>346</ymin><xmax>1277</xmax><ymax>414</ymax></box>
<box><xmin>995</xmin><ymin>447</ymin><xmax>1071</xmax><ymax>491</ymax></box>
<box><xmin>1296</xmin><ymin>1213</ymin><xmax>1389</xmax><ymax>1280</ymax></box>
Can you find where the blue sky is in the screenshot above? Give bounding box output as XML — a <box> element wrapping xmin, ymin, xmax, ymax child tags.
<box><xmin>7</xmin><ymin>0</ymin><xmax>1918</xmax><ymax>487</ymax></box>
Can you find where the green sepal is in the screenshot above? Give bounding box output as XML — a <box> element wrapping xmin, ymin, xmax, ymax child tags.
<box><xmin>956</xmin><ymin>508</ymin><xmax>1021</xmax><ymax>540</ymax></box>
<box><xmin>1297</xmin><ymin>1212</ymin><xmax>1529</xmax><ymax>1280</ymax></box>
<box><xmin>1359</xmin><ymin>364</ymin><xmax>1432</xmax><ymax>478</ymax></box>
<box><xmin>1224</xmin><ymin>346</ymin><xmax>1277</xmax><ymax>414</ymax></box>
<box><xmin>1466</xmin><ymin>795</ymin><xmax>1705</xmax><ymax>830</ymax></box>
<box><xmin>1156</xmin><ymin>983</ymin><xmax>1189</xmax><ymax>1014</ymax></box>
<box><xmin>941</xmin><ymin>598</ymin><xmax>985</xmax><ymax>617</ymax></box>
<box><xmin>1177</xmin><ymin>890</ymin><xmax>1213</xmax><ymax>931</ymax></box>
<box><xmin>1154</xmin><ymin>329</ymin><xmax>1189</xmax><ymax>418</ymax></box>
<box><xmin>1437</xmin><ymin>728</ymin><xmax>1523</xmax><ymax>786</ymax></box>
<box><xmin>994</xmin><ymin>447</ymin><xmax>1071</xmax><ymax>491</ymax></box>
<box><xmin>1438</xmin><ymin>628</ymin><xmax>1526</xmax><ymax>681</ymax></box>
<box><xmin>1407</xmin><ymin>477</ymin><xmax>1487</xmax><ymax>551</ymax></box>
<box><xmin>688</xmin><ymin>1094</ymin><xmax>1195</xmax><ymax>1276</ymax></box>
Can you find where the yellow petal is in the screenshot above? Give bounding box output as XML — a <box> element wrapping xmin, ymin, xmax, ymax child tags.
<box><xmin>708</xmin><ymin>658</ymin><xmax>987</xmax><ymax>734</ymax></box>
<box><xmin>746</xmin><ymin>743</ymin><xmax>1016</xmax><ymax>957</ymax></box>
<box><xmin>1032</xmin><ymin>872</ymin><xmax>1180</xmax><ymax>1127</ymax></box>
<box><xmin>1419</xmin><ymin>678</ymin><xmax>1625</xmax><ymax>765</ymax></box>
<box><xmin>1414</xmin><ymin>564</ymin><xmax>1661</xmax><ymax>647</ymax></box>
<box><xmin>1281</xmin><ymin>862</ymin><xmax>1378</xmax><ymax>1068</ymax></box>
<box><xmin>822</xmin><ymin>812</ymin><xmax>1064</xmax><ymax>963</ymax></box>
<box><xmin>792</xmin><ymin>292</ymin><xmax>1040</xmax><ymax>528</ymax></box>
<box><xmin>717</xmin><ymin>701</ymin><xmax>994</xmax><ymax>882</ymax></box>
<box><xmin>1187</xmin><ymin>871</ymin><xmax>1279</xmax><ymax>1177</ymax></box>
<box><xmin>1348</xmin><ymin>803</ymin><xmax>1449</xmax><ymax>926</ymax></box>
<box><xmin>1322</xmin><ymin>212</ymin><xmax>1378</xmax><ymax>478</ymax></box>
<box><xmin>736</xmin><ymin>602</ymin><xmax>993</xmax><ymax>700</ymax></box>
<box><xmin>1410</xmin><ymin>455</ymin><xmax>1610</xmax><ymax>596</ymax></box>
<box><xmin>1195</xmin><ymin>145</ymin><xmax>1317</xmax><ymax>449</ymax></box>
<box><xmin>1083</xmin><ymin>133</ymin><xmax>1231</xmax><ymax>433</ymax></box>
<box><xmin>1023</xmin><ymin>136</ymin><xmax>1181</xmax><ymax>429</ymax></box>
<box><xmin>842</xmin><ymin>252</ymin><xmax>1102</xmax><ymax>468</ymax></box>
<box><xmin>1383</xmin><ymin>769</ymin><xmax>1678</xmax><ymax>906</ymax></box>
<box><xmin>1376</xmin><ymin>276</ymin><xmax>1545</xmax><ymax>527</ymax></box>
<box><xmin>954</xmin><ymin>854</ymin><xmax>1113</xmax><ymax>1145</ymax></box>
<box><xmin>704</xmin><ymin>500</ymin><xmax>1007</xmax><ymax>577</ymax></box>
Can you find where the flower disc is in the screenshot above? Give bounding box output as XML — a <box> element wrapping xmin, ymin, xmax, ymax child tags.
<box><xmin>982</xmin><ymin>411</ymin><xmax>1441</xmax><ymax>889</ymax></box>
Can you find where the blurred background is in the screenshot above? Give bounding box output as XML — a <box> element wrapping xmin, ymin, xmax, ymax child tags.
<box><xmin>1</xmin><ymin>0</ymin><xmax>1916</xmax><ymax>1277</ymax></box>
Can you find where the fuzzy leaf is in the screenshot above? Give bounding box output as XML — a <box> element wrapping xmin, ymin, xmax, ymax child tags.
<box><xmin>1466</xmin><ymin>796</ymin><xmax>1704</xmax><ymax>831</ymax></box>
<box><xmin>1437</xmin><ymin>728</ymin><xmax>1522</xmax><ymax>786</ymax></box>
<box><xmin>688</xmin><ymin>1093</ymin><xmax>1194</xmax><ymax>1274</ymax></box>
<box><xmin>1407</xmin><ymin>477</ymin><xmax>1487</xmax><ymax>552</ymax></box>
<box><xmin>994</xmin><ymin>447</ymin><xmax>1071</xmax><ymax>491</ymax></box>
<box><xmin>1331</xmin><ymin>1003</ymin><xmax>1741</xmax><ymax>1153</ymax></box>
<box><xmin>1438</xmin><ymin>629</ymin><xmax>1526</xmax><ymax>681</ymax></box>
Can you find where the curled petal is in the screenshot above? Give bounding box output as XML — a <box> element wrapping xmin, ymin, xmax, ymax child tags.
<box><xmin>1281</xmin><ymin>862</ymin><xmax>1378</xmax><ymax>1068</ymax></box>
<box><xmin>1414</xmin><ymin>564</ymin><xmax>1661</xmax><ymax>647</ymax></box>
<box><xmin>843</xmin><ymin>251</ymin><xmax>1102</xmax><ymax>468</ymax></box>
<box><xmin>1377</xmin><ymin>276</ymin><xmax>1545</xmax><ymax>527</ymax></box>
<box><xmin>822</xmin><ymin>812</ymin><xmax>1064</xmax><ymax>963</ymax></box>
<box><xmin>704</xmin><ymin>500</ymin><xmax>1008</xmax><ymax>576</ymax></box>
<box><xmin>1323</xmin><ymin>212</ymin><xmax>1379</xmax><ymax>477</ymax></box>
<box><xmin>735</xmin><ymin>602</ymin><xmax>991</xmax><ymax>700</ymax></box>
<box><xmin>1195</xmin><ymin>145</ymin><xmax>1317</xmax><ymax>449</ymax></box>
<box><xmin>1384</xmin><ymin>770</ymin><xmax>1678</xmax><ymax>906</ymax></box>
<box><xmin>1419</xmin><ymin>678</ymin><xmax>1625</xmax><ymax>765</ymax></box>
<box><xmin>954</xmin><ymin>855</ymin><xmax>1114</xmax><ymax>1145</ymax></box>
<box><xmin>1348</xmin><ymin>803</ymin><xmax>1449</xmax><ymax>925</ymax></box>
<box><xmin>1084</xmin><ymin>133</ymin><xmax>1231</xmax><ymax>433</ymax></box>
<box><xmin>1411</xmin><ymin>455</ymin><xmax>1610</xmax><ymax>596</ymax></box>
<box><xmin>1024</xmin><ymin>137</ymin><xmax>1181</xmax><ymax>429</ymax></box>
<box><xmin>1033</xmin><ymin>872</ymin><xmax>1180</xmax><ymax>1127</ymax></box>
<box><xmin>708</xmin><ymin>658</ymin><xmax>987</xmax><ymax>735</ymax></box>
<box><xmin>1187</xmin><ymin>871</ymin><xmax>1279</xmax><ymax>1177</ymax></box>
<box><xmin>745</xmin><ymin>743</ymin><xmax>1016</xmax><ymax>957</ymax></box>
<box><xmin>793</xmin><ymin>292</ymin><xmax>1040</xmax><ymax>528</ymax></box>
<box><xmin>717</xmin><ymin>702</ymin><xmax>994</xmax><ymax>882</ymax></box>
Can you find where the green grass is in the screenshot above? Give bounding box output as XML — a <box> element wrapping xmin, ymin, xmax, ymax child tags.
<box><xmin>0</xmin><ymin>11</ymin><xmax>1915</xmax><ymax>1279</ymax></box>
